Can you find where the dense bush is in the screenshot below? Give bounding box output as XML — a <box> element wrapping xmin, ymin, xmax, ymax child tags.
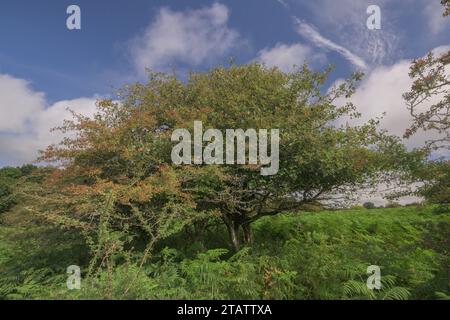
<box><xmin>422</xmin><ymin>161</ymin><xmax>450</xmax><ymax>208</ymax></box>
<box><xmin>0</xmin><ymin>165</ymin><xmax>37</xmax><ymax>216</ymax></box>
<box><xmin>363</xmin><ymin>202</ymin><xmax>376</xmax><ymax>210</ymax></box>
<box><xmin>1</xmin><ymin>206</ymin><xmax>448</xmax><ymax>300</ymax></box>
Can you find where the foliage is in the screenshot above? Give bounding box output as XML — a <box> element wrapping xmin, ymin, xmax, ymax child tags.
<box><xmin>442</xmin><ymin>0</ymin><xmax>450</xmax><ymax>17</ymax></box>
<box><xmin>0</xmin><ymin>62</ymin><xmax>443</xmax><ymax>301</ymax></box>
<box><xmin>0</xmin><ymin>206</ymin><xmax>448</xmax><ymax>300</ymax></box>
<box><xmin>343</xmin><ymin>275</ymin><xmax>410</xmax><ymax>300</ymax></box>
<box><xmin>32</xmin><ymin>64</ymin><xmax>422</xmax><ymax>252</ymax></box>
<box><xmin>413</xmin><ymin>160</ymin><xmax>450</xmax><ymax>210</ymax></box>
<box><xmin>363</xmin><ymin>202</ymin><xmax>376</xmax><ymax>209</ymax></box>
<box><xmin>403</xmin><ymin>50</ymin><xmax>450</xmax><ymax>151</ymax></box>
<box><xmin>402</xmin><ymin>1</ymin><xmax>450</xmax><ymax>218</ymax></box>
<box><xmin>0</xmin><ymin>225</ymin><xmax>89</xmax><ymax>299</ymax></box>
<box><xmin>403</xmin><ymin>2</ymin><xmax>450</xmax><ymax>151</ymax></box>
<box><xmin>0</xmin><ymin>165</ymin><xmax>37</xmax><ymax>216</ymax></box>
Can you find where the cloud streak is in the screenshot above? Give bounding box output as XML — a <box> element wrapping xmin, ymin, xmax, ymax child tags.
<box><xmin>275</xmin><ymin>0</ymin><xmax>289</xmax><ymax>9</ymax></box>
<box><xmin>295</xmin><ymin>18</ymin><xmax>368</xmax><ymax>70</ymax></box>
<box><xmin>294</xmin><ymin>1</ymin><xmax>401</xmax><ymax>67</ymax></box>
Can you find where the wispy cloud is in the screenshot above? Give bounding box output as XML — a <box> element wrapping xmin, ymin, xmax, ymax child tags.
<box><xmin>294</xmin><ymin>18</ymin><xmax>368</xmax><ymax>70</ymax></box>
<box><xmin>275</xmin><ymin>0</ymin><xmax>289</xmax><ymax>9</ymax></box>
<box><xmin>295</xmin><ymin>1</ymin><xmax>400</xmax><ymax>67</ymax></box>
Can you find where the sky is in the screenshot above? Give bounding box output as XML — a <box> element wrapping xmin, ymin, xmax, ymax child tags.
<box><xmin>0</xmin><ymin>0</ymin><xmax>449</xmax><ymax>167</ymax></box>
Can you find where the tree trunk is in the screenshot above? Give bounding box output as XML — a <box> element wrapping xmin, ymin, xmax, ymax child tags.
<box><xmin>242</xmin><ymin>222</ymin><xmax>253</xmax><ymax>245</ymax></box>
<box><xmin>225</xmin><ymin>219</ymin><xmax>241</xmax><ymax>252</ymax></box>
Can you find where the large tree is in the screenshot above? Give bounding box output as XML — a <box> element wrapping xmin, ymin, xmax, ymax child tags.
<box><xmin>35</xmin><ymin>64</ymin><xmax>417</xmax><ymax>252</ymax></box>
<box><xmin>402</xmin><ymin>1</ymin><xmax>450</xmax><ymax>208</ymax></box>
<box><xmin>403</xmin><ymin>1</ymin><xmax>450</xmax><ymax>150</ymax></box>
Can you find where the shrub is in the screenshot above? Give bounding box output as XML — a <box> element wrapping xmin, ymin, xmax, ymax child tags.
<box><xmin>385</xmin><ymin>201</ymin><xmax>402</xmax><ymax>208</ymax></box>
<box><xmin>363</xmin><ymin>202</ymin><xmax>376</xmax><ymax>209</ymax></box>
<box><xmin>300</xmin><ymin>202</ymin><xmax>324</xmax><ymax>212</ymax></box>
<box><xmin>418</xmin><ymin>161</ymin><xmax>450</xmax><ymax>206</ymax></box>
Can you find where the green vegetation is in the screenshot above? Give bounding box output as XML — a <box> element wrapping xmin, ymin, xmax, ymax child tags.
<box><xmin>0</xmin><ymin>205</ymin><xmax>448</xmax><ymax>300</ymax></box>
<box><xmin>0</xmin><ymin>62</ymin><xmax>448</xmax><ymax>301</ymax></box>
<box><xmin>363</xmin><ymin>202</ymin><xmax>376</xmax><ymax>210</ymax></box>
<box><xmin>0</xmin><ymin>165</ymin><xmax>37</xmax><ymax>216</ymax></box>
<box><xmin>1</xmin><ymin>22</ymin><xmax>449</xmax><ymax>298</ymax></box>
<box><xmin>33</xmin><ymin>63</ymin><xmax>423</xmax><ymax>255</ymax></box>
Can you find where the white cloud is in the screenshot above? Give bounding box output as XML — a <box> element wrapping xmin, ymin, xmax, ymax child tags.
<box><xmin>335</xmin><ymin>46</ymin><xmax>450</xmax><ymax>153</ymax></box>
<box><xmin>0</xmin><ymin>74</ymin><xmax>97</xmax><ymax>166</ymax></box>
<box><xmin>0</xmin><ymin>74</ymin><xmax>46</xmax><ymax>133</ymax></box>
<box><xmin>130</xmin><ymin>3</ymin><xmax>240</xmax><ymax>74</ymax></box>
<box><xmin>432</xmin><ymin>45</ymin><xmax>450</xmax><ymax>57</ymax></box>
<box><xmin>255</xmin><ymin>43</ymin><xmax>326</xmax><ymax>72</ymax></box>
<box><xmin>295</xmin><ymin>19</ymin><xmax>368</xmax><ymax>70</ymax></box>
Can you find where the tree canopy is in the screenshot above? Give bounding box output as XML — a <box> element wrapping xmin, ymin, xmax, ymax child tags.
<box><xmin>34</xmin><ymin>64</ymin><xmax>420</xmax><ymax>252</ymax></box>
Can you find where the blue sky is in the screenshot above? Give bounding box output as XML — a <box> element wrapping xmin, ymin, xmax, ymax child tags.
<box><xmin>0</xmin><ymin>0</ymin><xmax>449</xmax><ymax>166</ymax></box>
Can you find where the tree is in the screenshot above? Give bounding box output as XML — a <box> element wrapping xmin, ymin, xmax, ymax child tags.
<box><xmin>36</xmin><ymin>64</ymin><xmax>418</xmax><ymax>252</ymax></box>
<box><xmin>442</xmin><ymin>0</ymin><xmax>450</xmax><ymax>17</ymax></box>
<box><xmin>403</xmin><ymin>2</ymin><xmax>450</xmax><ymax>208</ymax></box>
<box><xmin>419</xmin><ymin>161</ymin><xmax>450</xmax><ymax>206</ymax></box>
<box><xmin>403</xmin><ymin>2</ymin><xmax>450</xmax><ymax>150</ymax></box>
